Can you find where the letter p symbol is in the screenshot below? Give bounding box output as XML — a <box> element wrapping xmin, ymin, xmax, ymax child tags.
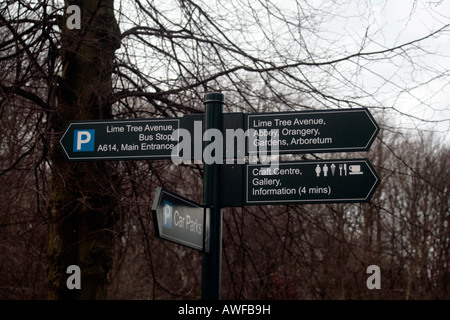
<box><xmin>74</xmin><ymin>130</ymin><xmax>95</xmax><ymax>152</ymax></box>
<box><xmin>163</xmin><ymin>200</ymin><xmax>172</xmax><ymax>229</ymax></box>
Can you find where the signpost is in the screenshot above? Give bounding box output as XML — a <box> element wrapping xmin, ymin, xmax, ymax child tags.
<box><xmin>59</xmin><ymin>118</ymin><xmax>180</xmax><ymax>161</ymax></box>
<box><xmin>246</xmin><ymin>159</ymin><xmax>380</xmax><ymax>205</ymax></box>
<box><xmin>60</xmin><ymin>92</ymin><xmax>381</xmax><ymax>300</ymax></box>
<box><xmin>246</xmin><ymin>108</ymin><xmax>379</xmax><ymax>154</ymax></box>
<box><xmin>59</xmin><ymin>108</ymin><xmax>380</xmax><ymax>161</ymax></box>
<box><xmin>152</xmin><ymin>187</ymin><xmax>209</xmax><ymax>253</ymax></box>
<box><xmin>201</xmin><ymin>93</ymin><xmax>224</xmax><ymax>300</ymax></box>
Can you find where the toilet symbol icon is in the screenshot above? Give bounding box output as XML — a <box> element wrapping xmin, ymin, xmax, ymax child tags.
<box><xmin>323</xmin><ymin>164</ymin><xmax>328</xmax><ymax>176</ymax></box>
<box><xmin>315</xmin><ymin>164</ymin><xmax>321</xmax><ymax>177</ymax></box>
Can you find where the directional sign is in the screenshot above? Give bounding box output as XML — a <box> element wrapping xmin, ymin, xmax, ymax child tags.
<box><xmin>246</xmin><ymin>108</ymin><xmax>379</xmax><ymax>154</ymax></box>
<box><xmin>60</xmin><ymin>108</ymin><xmax>380</xmax><ymax>161</ymax></box>
<box><xmin>245</xmin><ymin>159</ymin><xmax>380</xmax><ymax>205</ymax></box>
<box><xmin>59</xmin><ymin>118</ymin><xmax>180</xmax><ymax>161</ymax></box>
<box><xmin>152</xmin><ymin>187</ymin><xmax>209</xmax><ymax>252</ymax></box>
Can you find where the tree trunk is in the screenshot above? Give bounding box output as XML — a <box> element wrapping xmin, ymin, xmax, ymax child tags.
<box><xmin>47</xmin><ymin>0</ymin><xmax>120</xmax><ymax>299</ymax></box>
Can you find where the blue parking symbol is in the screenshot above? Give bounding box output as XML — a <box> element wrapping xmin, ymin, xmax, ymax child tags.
<box><xmin>73</xmin><ymin>129</ymin><xmax>95</xmax><ymax>152</ymax></box>
<box><xmin>163</xmin><ymin>200</ymin><xmax>173</xmax><ymax>229</ymax></box>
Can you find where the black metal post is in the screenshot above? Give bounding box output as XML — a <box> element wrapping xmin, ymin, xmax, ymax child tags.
<box><xmin>201</xmin><ymin>92</ymin><xmax>224</xmax><ymax>300</ymax></box>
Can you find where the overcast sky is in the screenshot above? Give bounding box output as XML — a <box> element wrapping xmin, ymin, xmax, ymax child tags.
<box><xmin>117</xmin><ymin>0</ymin><xmax>450</xmax><ymax>143</ymax></box>
<box><xmin>251</xmin><ymin>0</ymin><xmax>450</xmax><ymax>142</ymax></box>
<box><xmin>312</xmin><ymin>0</ymin><xmax>450</xmax><ymax>143</ymax></box>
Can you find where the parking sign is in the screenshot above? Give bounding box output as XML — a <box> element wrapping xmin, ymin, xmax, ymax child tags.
<box><xmin>73</xmin><ymin>129</ymin><xmax>95</xmax><ymax>152</ymax></box>
<box><xmin>163</xmin><ymin>200</ymin><xmax>173</xmax><ymax>229</ymax></box>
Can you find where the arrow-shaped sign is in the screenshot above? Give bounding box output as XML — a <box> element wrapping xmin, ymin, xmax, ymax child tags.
<box><xmin>152</xmin><ymin>187</ymin><xmax>210</xmax><ymax>252</ymax></box>
<box><xmin>245</xmin><ymin>159</ymin><xmax>380</xmax><ymax>205</ymax></box>
<box><xmin>246</xmin><ymin>108</ymin><xmax>379</xmax><ymax>154</ymax></box>
<box><xmin>59</xmin><ymin>118</ymin><xmax>180</xmax><ymax>161</ymax></box>
<box><xmin>59</xmin><ymin>108</ymin><xmax>379</xmax><ymax>161</ymax></box>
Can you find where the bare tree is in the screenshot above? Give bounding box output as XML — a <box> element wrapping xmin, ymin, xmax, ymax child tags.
<box><xmin>0</xmin><ymin>0</ymin><xmax>449</xmax><ymax>299</ymax></box>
